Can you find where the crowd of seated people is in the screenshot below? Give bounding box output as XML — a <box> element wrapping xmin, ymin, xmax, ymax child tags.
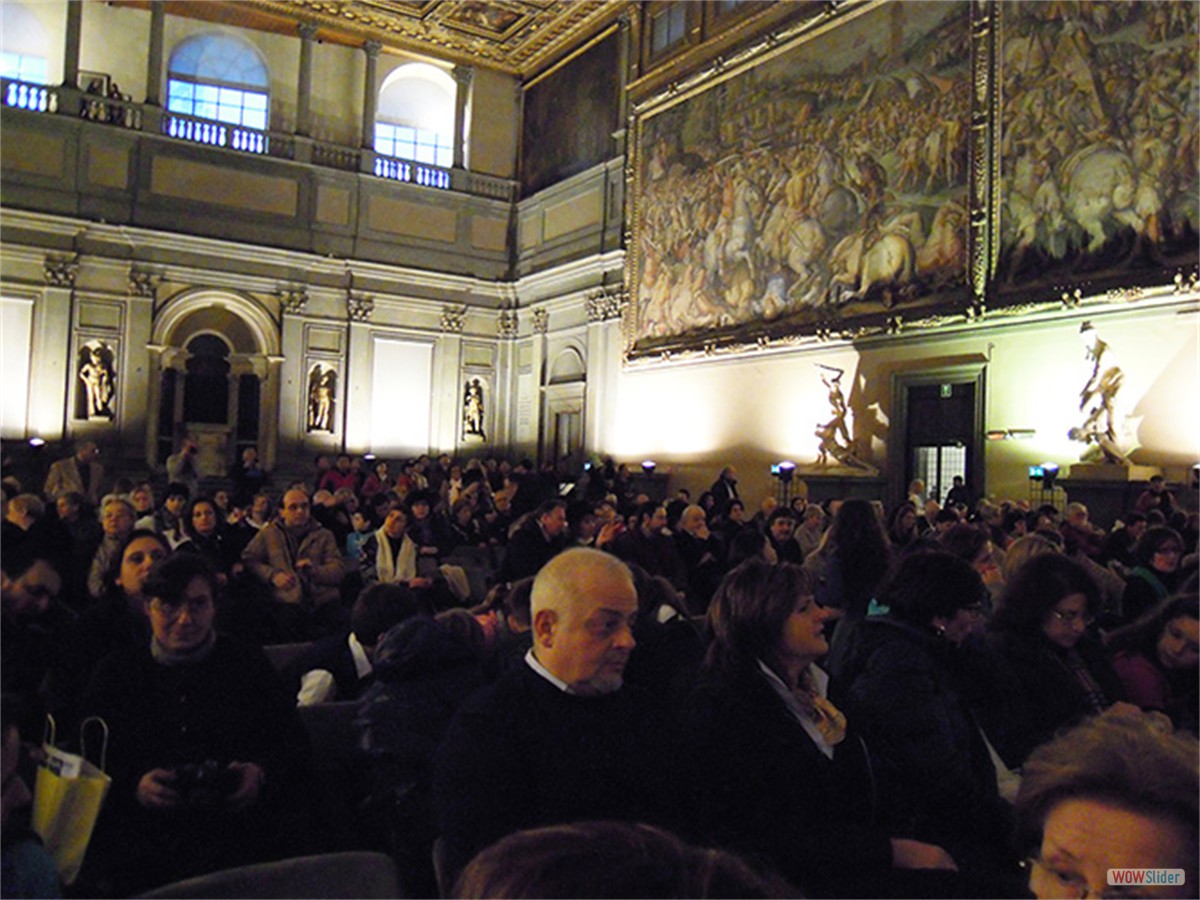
<box><xmin>1</xmin><ymin>445</ymin><xmax>1197</xmax><ymax>898</ymax></box>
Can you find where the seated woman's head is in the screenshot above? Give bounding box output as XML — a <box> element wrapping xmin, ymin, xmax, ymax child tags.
<box><xmin>1016</xmin><ymin>710</ymin><xmax>1199</xmax><ymax>899</ymax></box>
<box><xmin>992</xmin><ymin>553</ymin><xmax>1100</xmax><ymax>651</ymax></box>
<box><xmin>107</xmin><ymin>529</ymin><xmax>171</xmax><ymax>603</ymax></box>
<box><xmin>182</xmin><ymin>496</ymin><xmax>220</xmax><ymax>541</ymax></box>
<box><xmin>1134</xmin><ymin>526</ymin><xmax>1185</xmax><ymax>576</ymax></box>
<box><xmin>707</xmin><ymin>560</ymin><xmax>829</xmax><ymax>679</ymax></box>
<box><xmin>1108</xmin><ymin>593</ymin><xmax>1199</xmax><ymax>673</ymax></box>
<box><xmin>1001</xmin><ymin>532</ymin><xmax>1061</xmax><ymax>582</ymax></box>
<box><xmin>453</xmin><ymin>820</ymin><xmax>792</xmax><ymax>899</ymax></box>
<box><xmin>142</xmin><ymin>553</ymin><xmax>218</xmax><ymax>655</ymax></box>
<box><xmin>877</xmin><ymin>550</ymin><xmax>987</xmax><ymax>644</ymax></box>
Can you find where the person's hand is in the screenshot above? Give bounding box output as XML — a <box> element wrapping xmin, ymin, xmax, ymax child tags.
<box><xmin>225</xmin><ymin>761</ymin><xmax>265</xmax><ymax>811</ymax></box>
<box><xmin>295</xmin><ymin>558</ymin><xmax>313</xmax><ymax>573</ymax></box>
<box><xmin>272</xmin><ymin>570</ymin><xmax>297</xmax><ymax>589</ymax></box>
<box><xmin>137</xmin><ymin>768</ymin><xmax>180</xmax><ymax>809</ymax></box>
<box><xmin>890</xmin><ymin>838</ymin><xmax>958</xmax><ymax>871</ymax></box>
<box><xmin>408</xmin><ymin>576</ymin><xmax>434</xmax><ymax>589</ymax></box>
<box><xmin>596</xmin><ymin>521</ymin><xmax>625</xmax><ymax>547</ymax></box>
<box><xmin>419</xmin><ymin>545</ymin><xmax>439</xmax><ymax>556</ymax></box>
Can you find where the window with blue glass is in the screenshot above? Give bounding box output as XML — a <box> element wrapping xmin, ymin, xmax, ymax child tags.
<box><xmin>166</xmin><ymin>32</ymin><xmax>269</xmax><ymax>130</ymax></box>
<box><xmin>375</xmin><ymin>63</ymin><xmax>455</xmax><ymax>168</ymax></box>
<box><xmin>0</xmin><ymin>51</ymin><xmax>46</xmax><ymax>84</ymax></box>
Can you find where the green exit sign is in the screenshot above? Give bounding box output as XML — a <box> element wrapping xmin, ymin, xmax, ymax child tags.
<box><xmin>940</xmin><ymin>384</ymin><xmax>952</xmax><ymax>398</ymax></box>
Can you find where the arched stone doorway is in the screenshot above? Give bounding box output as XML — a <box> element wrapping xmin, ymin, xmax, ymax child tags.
<box><xmin>148</xmin><ymin>289</ymin><xmax>282</xmax><ymax>478</ymax></box>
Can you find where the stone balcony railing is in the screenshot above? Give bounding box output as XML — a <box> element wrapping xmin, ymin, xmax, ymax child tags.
<box><xmin>1</xmin><ymin>77</ymin><xmax>517</xmax><ymax>202</ymax></box>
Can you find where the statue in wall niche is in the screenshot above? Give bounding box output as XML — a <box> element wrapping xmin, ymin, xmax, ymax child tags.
<box><xmin>77</xmin><ymin>342</ymin><xmax>116</xmax><ymax>420</ymax></box>
<box><xmin>307</xmin><ymin>363</ymin><xmax>337</xmax><ymax>432</ymax></box>
<box><xmin>813</xmin><ymin>364</ymin><xmax>870</xmax><ymax>469</ymax></box>
<box><xmin>464</xmin><ymin>378</ymin><xmax>486</xmax><ymax>440</ymax></box>
<box><xmin>1069</xmin><ymin>321</ymin><xmax>1130</xmax><ymax>464</ymax></box>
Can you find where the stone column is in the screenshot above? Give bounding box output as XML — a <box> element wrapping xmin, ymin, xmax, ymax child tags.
<box><xmin>584</xmin><ymin>288</ymin><xmax>627</xmax><ymax>456</ymax></box>
<box><xmin>62</xmin><ymin>0</ymin><xmax>83</xmax><ymax>89</ymax></box>
<box><xmin>452</xmin><ymin>65</ymin><xmax>472</xmax><ymax>169</ymax></box>
<box><xmin>145</xmin><ymin>1</ymin><xmax>165</xmax><ymax>104</ymax></box>
<box><xmin>360</xmin><ymin>41</ymin><xmax>381</xmax><ymax>149</ymax></box>
<box><xmin>297</xmin><ymin>23</ymin><xmax>317</xmax><ymax>137</ymax></box>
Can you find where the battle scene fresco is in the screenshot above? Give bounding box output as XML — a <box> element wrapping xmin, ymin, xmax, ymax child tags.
<box><xmin>631</xmin><ymin>1</ymin><xmax>971</xmax><ymax>354</ymax></box>
<box><xmin>996</xmin><ymin>1</ymin><xmax>1198</xmax><ymax>287</ymax></box>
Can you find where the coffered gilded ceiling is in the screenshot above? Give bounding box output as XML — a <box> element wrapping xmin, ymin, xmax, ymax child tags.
<box><xmin>148</xmin><ymin>0</ymin><xmax>630</xmax><ymax>78</ymax></box>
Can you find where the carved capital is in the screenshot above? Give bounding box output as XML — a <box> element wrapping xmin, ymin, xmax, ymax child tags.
<box><xmin>44</xmin><ymin>254</ymin><xmax>78</xmax><ymax>288</ymax></box>
<box><xmin>532</xmin><ymin>307</ymin><xmax>549</xmax><ymax>334</ymax></box>
<box><xmin>453</xmin><ymin>66</ymin><xmax>474</xmax><ymax>88</ymax></box>
<box><xmin>128</xmin><ymin>266</ymin><xmax>162</xmax><ymax>298</ymax></box>
<box><xmin>278</xmin><ymin>287</ymin><xmax>308</xmax><ymax>315</ymax></box>
<box><xmin>363</xmin><ymin>40</ymin><xmax>382</xmax><ymax>58</ymax></box>
<box><xmin>348</xmin><ymin>293</ymin><xmax>374</xmax><ymax>321</ymax></box>
<box><xmin>298</xmin><ymin>22</ymin><xmax>318</xmax><ymax>40</ymax></box>
<box><xmin>441</xmin><ymin>304</ymin><xmax>468</xmax><ymax>333</ymax></box>
<box><xmin>497</xmin><ymin>310</ymin><xmax>518</xmax><ymax>339</ymax></box>
<box><xmin>586</xmin><ymin>287</ymin><xmax>627</xmax><ymax>323</ymax></box>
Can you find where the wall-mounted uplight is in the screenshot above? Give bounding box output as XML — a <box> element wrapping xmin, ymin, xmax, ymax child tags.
<box><xmin>28</xmin><ymin>437</ymin><xmax>46</xmax><ymax>448</ymax></box>
<box><xmin>641</xmin><ymin>460</ymin><xmax>656</xmax><ymax>475</ymax></box>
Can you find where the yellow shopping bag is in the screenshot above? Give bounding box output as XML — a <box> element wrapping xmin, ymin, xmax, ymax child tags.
<box><xmin>31</xmin><ymin>716</ymin><xmax>112</xmax><ymax>886</ymax></box>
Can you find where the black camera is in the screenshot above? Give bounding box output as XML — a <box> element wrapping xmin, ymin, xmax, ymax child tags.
<box><xmin>173</xmin><ymin>760</ymin><xmax>239</xmax><ymax>807</ymax></box>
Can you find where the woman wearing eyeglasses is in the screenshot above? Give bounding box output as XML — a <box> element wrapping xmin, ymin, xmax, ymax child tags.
<box><xmin>833</xmin><ymin>551</ymin><xmax>1019</xmax><ymax>882</ymax></box>
<box><xmin>1121</xmin><ymin>526</ymin><xmax>1188</xmax><ymax>626</ymax></box>
<box><xmin>77</xmin><ymin>553</ymin><xmax>322</xmax><ymax>895</ymax></box>
<box><xmin>985</xmin><ymin>553</ymin><xmax>1131</xmax><ymax>770</ymax></box>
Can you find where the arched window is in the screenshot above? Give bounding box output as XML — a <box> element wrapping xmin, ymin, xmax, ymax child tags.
<box><xmin>167</xmin><ymin>32</ymin><xmax>269</xmax><ymax>130</ymax></box>
<box><xmin>0</xmin><ymin>2</ymin><xmax>49</xmax><ymax>84</ymax></box>
<box><xmin>375</xmin><ymin>63</ymin><xmax>455</xmax><ymax>167</ymax></box>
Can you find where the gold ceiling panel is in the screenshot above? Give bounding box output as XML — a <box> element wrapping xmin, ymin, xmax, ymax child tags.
<box><xmin>243</xmin><ymin>0</ymin><xmax>628</xmax><ymax>77</ymax></box>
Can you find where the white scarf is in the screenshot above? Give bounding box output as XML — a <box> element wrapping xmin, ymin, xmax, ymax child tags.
<box><xmin>374</xmin><ymin>526</ymin><xmax>417</xmax><ymax>583</ymax></box>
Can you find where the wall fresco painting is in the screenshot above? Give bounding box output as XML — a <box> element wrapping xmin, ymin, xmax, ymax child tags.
<box><xmin>631</xmin><ymin>0</ymin><xmax>971</xmax><ymax>355</ymax></box>
<box><xmin>997</xmin><ymin>1</ymin><xmax>1198</xmax><ymax>288</ymax></box>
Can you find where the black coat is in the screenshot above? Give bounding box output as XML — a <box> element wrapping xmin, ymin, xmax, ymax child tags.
<box><xmin>982</xmin><ymin>628</ymin><xmax>1126</xmax><ymax>767</ymax></box>
<box><xmin>78</xmin><ymin>636</ymin><xmax>321</xmax><ymax>893</ymax></box>
<box><xmin>834</xmin><ymin>616</ymin><xmax>1013</xmax><ymax>862</ymax></box>
<box><xmin>433</xmin><ymin>664</ymin><xmax>670</xmax><ymax>887</ymax></box>
<box><xmin>676</xmin><ymin>665</ymin><xmax>893</xmax><ymax>895</ymax></box>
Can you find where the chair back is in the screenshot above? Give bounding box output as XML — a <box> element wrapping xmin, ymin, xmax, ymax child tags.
<box><xmin>137</xmin><ymin>851</ymin><xmax>400</xmax><ymax>898</ymax></box>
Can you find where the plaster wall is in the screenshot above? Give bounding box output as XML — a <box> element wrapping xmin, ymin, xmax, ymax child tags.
<box><xmin>79</xmin><ymin>2</ymin><xmax>148</xmax><ymax>100</ymax></box>
<box><xmin>468</xmin><ymin>67</ymin><xmax>517</xmax><ymax>179</ymax></box>
<box><xmin>603</xmin><ymin>304</ymin><xmax>1199</xmax><ymax>511</ymax></box>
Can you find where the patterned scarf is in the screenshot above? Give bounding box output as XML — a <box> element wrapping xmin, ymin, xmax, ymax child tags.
<box><xmin>794</xmin><ymin>666</ymin><xmax>848</xmax><ymax>746</ymax></box>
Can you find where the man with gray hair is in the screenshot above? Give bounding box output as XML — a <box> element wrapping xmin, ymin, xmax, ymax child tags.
<box><xmin>434</xmin><ymin>548</ymin><xmax>670</xmax><ymax>885</ymax></box>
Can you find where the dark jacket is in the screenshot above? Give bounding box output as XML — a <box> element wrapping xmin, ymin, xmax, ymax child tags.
<box><xmin>835</xmin><ymin>616</ymin><xmax>1012</xmax><ymax>862</ymax></box>
<box><xmin>77</xmin><ymin>636</ymin><xmax>320</xmax><ymax>894</ymax></box>
<box><xmin>496</xmin><ymin>518</ymin><xmax>566</xmax><ymax>583</ymax></box>
<box><xmin>982</xmin><ymin>628</ymin><xmax>1126</xmax><ymax>768</ymax></box>
<box><xmin>433</xmin><ymin>664</ymin><xmax>669</xmax><ymax>887</ymax></box>
<box><xmin>677</xmin><ymin>665</ymin><xmax>894</xmax><ymax>895</ymax></box>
